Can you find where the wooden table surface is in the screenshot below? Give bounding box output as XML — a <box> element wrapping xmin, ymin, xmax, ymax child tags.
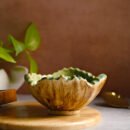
<box><xmin>17</xmin><ymin>95</ymin><xmax>130</xmax><ymax>130</ymax></box>
<box><xmin>0</xmin><ymin>101</ymin><xmax>100</xmax><ymax>130</ymax></box>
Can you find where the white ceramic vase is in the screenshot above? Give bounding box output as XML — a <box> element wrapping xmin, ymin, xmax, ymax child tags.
<box><xmin>0</xmin><ymin>66</ymin><xmax>28</xmax><ymax>90</ymax></box>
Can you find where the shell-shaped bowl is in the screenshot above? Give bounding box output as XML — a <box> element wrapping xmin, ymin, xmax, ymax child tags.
<box><xmin>26</xmin><ymin>68</ymin><xmax>107</xmax><ymax>115</ymax></box>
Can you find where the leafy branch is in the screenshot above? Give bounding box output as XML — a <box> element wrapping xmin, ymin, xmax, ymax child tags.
<box><xmin>0</xmin><ymin>23</ymin><xmax>41</xmax><ymax>73</ymax></box>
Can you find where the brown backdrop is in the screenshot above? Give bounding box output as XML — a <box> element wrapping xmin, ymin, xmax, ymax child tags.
<box><xmin>0</xmin><ymin>0</ymin><xmax>130</xmax><ymax>97</ymax></box>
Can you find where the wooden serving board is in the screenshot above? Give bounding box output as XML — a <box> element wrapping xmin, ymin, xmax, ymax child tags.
<box><xmin>0</xmin><ymin>102</ymin><xmax>101</xmax><ymax>130</ymax></box>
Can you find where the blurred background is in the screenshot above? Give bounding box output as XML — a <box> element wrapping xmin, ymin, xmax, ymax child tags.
<box><xmin>0</xmin><ymin>0</ymin><xmax>130</xmax><ymax>97</ymax></box>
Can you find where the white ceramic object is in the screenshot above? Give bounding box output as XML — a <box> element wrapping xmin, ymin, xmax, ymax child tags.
<box><xmin>0</xmin><ymin>66</ymin><xmax>28</xmax><ymax>90</ymax></box>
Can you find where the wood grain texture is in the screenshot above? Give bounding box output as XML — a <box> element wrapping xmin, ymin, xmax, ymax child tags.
<box><xmin>0</xmin><ymin>101</ymin><xmax>101</xmax><ymax>130</ymax></box>
<box><xmin>0</xmin><ymin>89</ymin><xmax>16</xmax><ymax>105</ymax></box>
<box><xmin>29</xmin><ymin>76</ymin><xmax>107</xmax><ymax>112</ymax></box>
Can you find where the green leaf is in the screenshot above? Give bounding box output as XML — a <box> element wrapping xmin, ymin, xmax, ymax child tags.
<box><xmin>26</xmin><ymin>52</ymin><xmax>38</xmax><ymax>73</ymax></box>
<box><xmin>25</xmin><ymin>23</ymin><xmax>41</xmax><ymax>51</ymax></box>
<box><xmin>8</xmin><ymin>35</ymin><xmax>25</xmax><ymax>56</ymax></box>
<box><xmin>0</xmin><ymin>47</ymin><xmax>16</xmax><ymax>63</ymax></box>
<box><xmin>0</xmin><ymin>40</ymin><xmax>13</xmax><ymax>53</ymax></box>
<box><xmin>0</xmin><ymin>40</ymin><xmax>3</xmax><ymax>46</ymax></box>
<box><xmin>2</xmin><ymin>47</ymin><xmax>14</xmax><ymax>53</ymax></box>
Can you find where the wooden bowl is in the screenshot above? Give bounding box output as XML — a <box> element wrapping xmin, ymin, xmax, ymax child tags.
<box><xmin>26</xmin><ymin>68</ymin><xmax>107</xmax><ymax>115</ymax></box>
<box><xmin>0</xmin><ymin>89</ymin><xmax>17</xmax><ymax>105</ymax></box>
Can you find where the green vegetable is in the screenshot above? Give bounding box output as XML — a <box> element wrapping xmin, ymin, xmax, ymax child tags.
<box><xmin>25</xmin><ymin>73</ymin><xmax>43</xmax><ymax>86</ymax></box>
<box><xmin>25</xmin><ymin>67</ymin><xmax>107</xmax><ymax>85</ymax></box>
<box><xmin>51</xmin><ymin>67</ymin><xmax>100</xmax><ymax>84</ymax></box>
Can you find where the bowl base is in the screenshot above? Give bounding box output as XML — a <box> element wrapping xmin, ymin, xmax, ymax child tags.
<box><xmin>48</xmin><ymin>109</ymin><xmax>80</xmax><ymax>116</ymax></box>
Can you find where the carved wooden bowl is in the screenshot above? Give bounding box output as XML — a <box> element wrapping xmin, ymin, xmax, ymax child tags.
<box><xmin>26</xmin><ymin>67</ymin><xmax>107</xmax><ymax>115</ymax></box>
